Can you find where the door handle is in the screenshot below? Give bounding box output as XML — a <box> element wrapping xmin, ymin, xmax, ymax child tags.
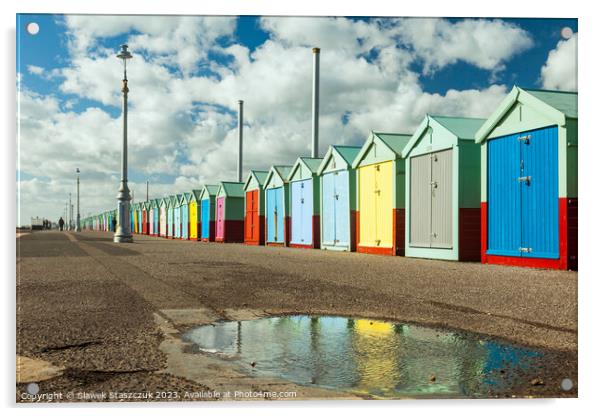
<box><xmin>517</xmin><ymin>135</ymin><xmax>531</xmax><ymax>144</ymax></box>
<box><xmin>518</xmin><ymin>176</ymin><xmax>531</xmax><ymax>185</ymax></box>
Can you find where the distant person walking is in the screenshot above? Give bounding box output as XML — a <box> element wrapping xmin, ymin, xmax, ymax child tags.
<box><xmin>58</xmin><ymin>217</ymin><xmax>65</xmax><ymax>231</ymax></box>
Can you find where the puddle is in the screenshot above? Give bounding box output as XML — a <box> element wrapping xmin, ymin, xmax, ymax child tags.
<box><xmin>182</xmin><ymin>315</ymin><xmax>549</xmax><ymax>398</ymax></box>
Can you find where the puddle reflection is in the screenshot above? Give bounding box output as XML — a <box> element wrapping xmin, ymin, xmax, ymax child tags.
<box><xmin>183</xmin><ymin>315</ymin><xmax>546</xmax><ymax>398</ymax></box>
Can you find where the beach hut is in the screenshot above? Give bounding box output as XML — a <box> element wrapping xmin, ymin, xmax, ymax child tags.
<box><xmin>263</xmin><ymin>166</ymin><xmax>293</xmax><ymax>246</ymax></box>
<box><xmin>148</xmin><ymin>201</ymin><xmax>154</xmax><ymax>235</ymax></box>
<box><xmin>189</xmin><ymin>190</ymin><xmax>202</xmax><ymax>241</ymax></box>
<box><xmin>141</xmin><ymin>202</ymin><xmax>148</xmax><ymax>235</ymax></box>
<box><xmin>147</xmin><ymin>200</ymin><xmax>153</xmax><ymax>235</ymax></box>
<box><xmin>180</xmin><ymin>193</ymin><xmax>192</xmax><ymax>240</ymax></box>
<box><xmin>401</xmin><ymin>115</ymin><xmax>485</xmax><ymax>261</ymax></box>
<box><xmin>109</xmin><ymin>210</ymin><xmax>116</xmax><ymax>232</ymax></box>
<box><xmin>351</xmin><ymin>132</ymin><xmax>412</xmax><ymax>256</ymax></box>
<box><xmin>159</xmin><ymin>198</ymin><xmax>169</xmax><ymax>238</ymax></box>
<box><xmin>287</xmin><ymin>157</ymin><xmax>324</xmax><ymax>249</ymax></box>
<box><xmin>132</xmin><ymin>204</ymin><xmax>138</xmax><ymax>234</ymax></box>
<box><xmin>215</xmin><ymin>182</ymin><xmax>245</xmax><ymax>243</ymax></box>
<box><xmin>174</xmin><ymin>195</ymin><xmax>182</xmax><ymax>239</ymax></box>
<box><xmin>154</xmin><ymin>198</ymin><xmax>161</xmax><ymax>236</ymax></box>
<box><xmin>243</xmin><ymin>170</ymin><xmax>269</xmax><ymax>245</ymax></box>
<box><xmin>475</xmin><ymin>87</ymin><xmax>578</xmax><ymax>270</ymax></box>
<box><xmin>317</xmin><ymin>145</ymin><xmax>362</xmax><ymax>251</ymax></box>
<box><xmin>200</xmin><ymin>185</ymin><xmax>219</xmax><ymax>242</ymax></box>
<box><xmin>168</xmin><ymin>194</ymin><xmax>181</xmax><ymax>239</ymax></box>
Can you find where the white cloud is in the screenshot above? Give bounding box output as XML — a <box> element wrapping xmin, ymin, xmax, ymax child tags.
<box><xmin>18</xmin><ymin>16</ymin><xmax>524</xmax><ymax>225</ymax></box>
<box><xmin>394</xmin><ymin>18</ymin><xmax>534</xmax><ymax>74</ymax></box>
<box><xmin>540</xmin><ymin>33</ymin><xmax>577</xmax><ymax>91</ymax></box>
<box><xmin>27</xmin><ymin>65</ymin><xmax>44</xmax><ymax>75</ymax></box>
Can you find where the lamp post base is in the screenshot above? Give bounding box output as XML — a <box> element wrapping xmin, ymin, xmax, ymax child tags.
<box><xmin>113</xmin><ymin>233</ymin><xmax>133</xmax><ymax>243</ymax></box>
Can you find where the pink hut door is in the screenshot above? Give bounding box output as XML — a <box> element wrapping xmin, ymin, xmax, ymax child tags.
<box><xmin>216</xmin><ymin>197</ymin><xmax>225</xmax><ymax>240</ymax></box>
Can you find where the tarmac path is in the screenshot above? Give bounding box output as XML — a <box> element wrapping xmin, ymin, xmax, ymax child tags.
<box><xmin>16</xmin><ymin>231</ymin><xmax>578</xmax><ymax>400</ymax></box>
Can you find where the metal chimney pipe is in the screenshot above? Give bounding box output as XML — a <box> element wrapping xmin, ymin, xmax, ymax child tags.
<box><xmin>237</xmin><ymin>100</ymin><xmax>244</xmax><ymax>182</ymax></box>
<box><xmin>311</xmin><ymin>47</ymin><xmax>320</xmax><ymax>158</ymax></box>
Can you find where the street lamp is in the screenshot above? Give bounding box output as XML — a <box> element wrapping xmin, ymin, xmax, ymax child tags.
<box><xmin>75</xmin><ymin>168</ymin><xmax>81</xmax><ymax>232</ymax></box>
<box><xmin>114</xmin><ymin>44</ymin><xmax>133</xmax><ymax>243</ymax></box>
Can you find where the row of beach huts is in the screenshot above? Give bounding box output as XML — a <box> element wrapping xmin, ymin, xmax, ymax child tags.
<box><xmin>83</xmin><ymin>86</ymin><xmax>578</xmax><ymax>270</ymax></box>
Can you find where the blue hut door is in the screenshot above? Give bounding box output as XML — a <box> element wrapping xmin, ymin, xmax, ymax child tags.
<box><xmin>520</xmin><ymin>127</ymin><xmax>559</xmax><ymax>258</ymax></box>
<box><xmin>201</xmin><ymin>199</ymin><xmax>210</xmax><ymax>239</ymax></box>
<box><xmin>266</xmin><ymin>189</ymin><xmax>276</xmax><ymax>242</ymax></box>
<box><xmin>267</xmin><ymin>188</ymin><xmax>284</xmax><ymax>243</ymax></box>
<box><xmin>334</xmin><ymin>171</ymin><xmax>350</xmax><ymax>247</ymax></box>
<box><xmin>291</xmin><ymin>181</ymin><xmax>303</xmax><ymax>244</ymax></box>
<box><xmin>322</xmin><ymin>173</ymin><xmax>335</xmax><ymax>246</ymax></box>
<box><xmin>487</xmin><ymin>126</ymin><xmax>558</xmax><ymax>258</ymax></box>
<box><xmin>291</xmin><ymin>179</ymin><xmax>313</xmax><ymax>244</ymax></box>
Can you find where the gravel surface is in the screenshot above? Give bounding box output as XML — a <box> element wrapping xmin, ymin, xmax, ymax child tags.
<box><xmin>16</xmin><ymin>231</ymin><xmax>578</xmax><ymax>401</ymax></box>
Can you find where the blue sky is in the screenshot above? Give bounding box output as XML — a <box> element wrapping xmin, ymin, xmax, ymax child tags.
<box><xmin>16</xmin><ymin>15</ymin><xmax>577</xmax><ymax>224</ymax></box>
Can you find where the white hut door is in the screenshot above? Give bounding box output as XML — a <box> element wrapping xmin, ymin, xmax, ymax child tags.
<box><xmin>430</xmin><ymin>149</ymin><xmax>453</xmax><ymax>248</ymax></box>
<box><xmin>410</xmin><ymin>154</ymin><xmax>432</xmax><ymax>247</ymax></box>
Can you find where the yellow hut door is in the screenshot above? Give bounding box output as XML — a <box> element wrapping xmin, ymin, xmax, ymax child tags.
<box><xmin>374</xmin><ymin>162</ymin><xmax>393</xmax><ymax>248</ymax></box>
<box><xmin>189</xmin><ymin>201</ymin><xmax>198</xmax><ymax>239</ymax></box>
<box><xmin>359</xmin><ymin>165</ymin><xmax>376</xmax><ymax>246</ymax></box>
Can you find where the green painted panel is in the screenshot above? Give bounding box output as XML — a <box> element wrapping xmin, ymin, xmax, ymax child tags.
<box><xmin>566</xmin><ymin>118</ymin><xmax>578</xmax><ymax>198</ymax></box>
<box><xmin>458</xmin><ymin>142</ymin><xmax>481</xmax><ymax>208</ymax></box>
<box><xmin>225</xmin><ymin>197</ymin><xmax>245</xmax><ymax>220</ymax></box>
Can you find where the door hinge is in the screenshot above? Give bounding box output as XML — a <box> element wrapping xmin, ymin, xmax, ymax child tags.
<box><xmin>518</xmin><ymin>176</ymin><xmax>531</xmax><ymax>185</ymax></box>
<box><xmin>519</xmin><ymin>247</ymin><xmax>533</xmax><ymax>253</ymax></box>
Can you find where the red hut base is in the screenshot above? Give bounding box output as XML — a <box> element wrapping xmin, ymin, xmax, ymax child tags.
<box><xmin>459</xmin><ymin>208</ymin><xmax>481</xmax><ymax>262</ymax></box>
<box><xmin>215</xmin><ymin>220</ymin><xmax>244</xmax><ymax>243</ymax></box>
<box><xmin>480</xmin><ymin>198</ymin><xmax>577</xmax><ymax>270</ymax></box>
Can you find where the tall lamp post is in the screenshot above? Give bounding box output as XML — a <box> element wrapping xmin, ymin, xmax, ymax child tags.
<box><xmin>114</xmin><ymin>44</ymin><xmax>133</xmax><ymax>243</ymax></box>
<box><xmin>75</xmin><ymin>168</ymin><xmax>81</xmax><ymax>232</ymax></box>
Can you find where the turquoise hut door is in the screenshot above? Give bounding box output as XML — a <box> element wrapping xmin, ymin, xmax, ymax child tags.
<box><xmin>182</xmin><ymin>204</ymin><xmax>189</xmax><ymax>239</ymax></box>
<box><xmin>201</xmin><ymin>199</ymin><xmax>210</xmax><ymax>239</ymax></box>
<box><xmin>266</xmin><ymin>188</ymin><xmax>284</xmax><ymax>243</ymax></box>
